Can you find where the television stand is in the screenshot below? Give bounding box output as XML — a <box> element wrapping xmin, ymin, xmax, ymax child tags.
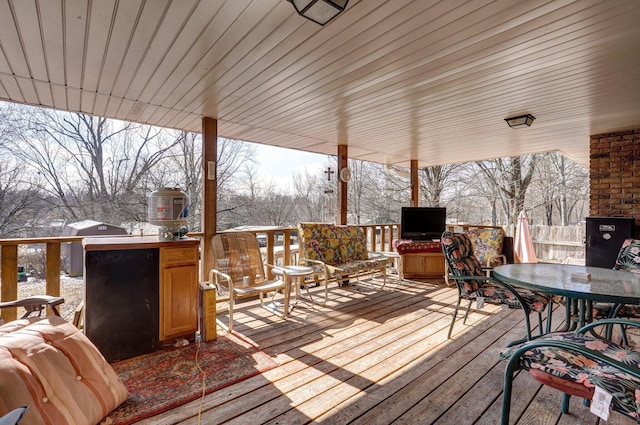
<box><xmin>401</xmin><ymin>252</ymin><xmax>445</xmax><ymax>279</ymax></box>
<box><xmin>394</xmin><ymin>239</ymin><xmax>446</xmax><ymax>279</ymax></box>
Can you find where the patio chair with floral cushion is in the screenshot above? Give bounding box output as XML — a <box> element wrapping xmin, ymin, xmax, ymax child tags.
<box><xmin>444</xmin><ymin>227</ymin><xmax>511</xmax><ymax>286</ymax></box>
<box><xmin>501</xmin><ymin>318</ymin><xmax>640</xmax><ymax>425</ymax></box>
<box><xmin>441</xmin><ymin>231</ymin><xmax>550</xmax><ymax>342</ymax></box>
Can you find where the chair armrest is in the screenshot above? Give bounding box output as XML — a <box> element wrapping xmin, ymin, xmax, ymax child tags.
<box><xmin>298</xmin><ymin>257</ymin><xmax>329</xmax><ymax>284</ymax></box>
<box><xmin>446</xmin><ymin>274</ymin><xmax>540</xmax><ymax>312</ymax></box>
<box><xmin>0</xmin><ymin>295</ymin><xmax>65</xmax><ymax>318</ymax></box>
<box><xmin>208</xmin><ymin>269</ymin><xmax>234</xmax><ymax>293</ymax></box>
<box><xmin>485</xmin><ymin>254</ymin><xmax>507</xmax><ymax>267</ymax></box>
<box><xmin>264</xmin><ymin>263</ymin><xmax>292</xmax><ymax>281</ymax></box>
<box><xmin>265</xmin><ymin>263</ymin><xmax>286</xmax><ymax>274</ymax></box>
<box><xmin>299</xmin><ymin>257</ymin><xmax>327</xmax><ymax>270</ymax></box>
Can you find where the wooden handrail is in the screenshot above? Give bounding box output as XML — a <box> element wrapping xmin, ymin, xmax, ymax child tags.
<box><xmin>0</xmin><ymin>224</ymin><xmax>402</xmax><ymax>321</ymax></box>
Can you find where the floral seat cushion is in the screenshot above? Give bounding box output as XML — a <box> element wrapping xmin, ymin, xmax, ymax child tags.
<box><xmin>501</xmin><ymin>332</ymin><xmax>640</xmax><ymax>421</ymax></box>
<box><xmin>464</xmin><ymin>227</ymin><xmax>506</xmax><ymax>267</ymax></box>
<box><xmin>441</xmin><ymin>231</ymin><xmax>548</xmax><ymax>313</ymax></box>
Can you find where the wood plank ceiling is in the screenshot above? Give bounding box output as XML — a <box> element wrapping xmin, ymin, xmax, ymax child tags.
<box><xmin>1</xmin><ymin>0</ymin><xmax>640</xmax><ymax>168</ymax></box>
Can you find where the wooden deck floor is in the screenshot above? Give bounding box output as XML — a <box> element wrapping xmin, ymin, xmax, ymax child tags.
<box><xmin>139</xmin><ymin>276</ymin><xmax>635</xmax><ymax>425</ymax></box>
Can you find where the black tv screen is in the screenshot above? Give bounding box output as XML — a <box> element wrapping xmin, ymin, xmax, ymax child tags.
<box><xmin>400</xmin><ymin>207</ymin><xmax>447</xmax><ymax>241</ymax></box>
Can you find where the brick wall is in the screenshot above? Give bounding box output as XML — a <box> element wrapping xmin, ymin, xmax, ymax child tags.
<box><xmin>590</xmin><ymin>128</ymin><xmax>640</xmax><ymax>234</ymax></box>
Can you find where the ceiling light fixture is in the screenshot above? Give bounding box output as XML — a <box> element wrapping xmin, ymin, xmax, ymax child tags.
<box><xmin>287</xmin><ymin>0</ymin><xmax>349</xmax><ymax>26</ymax></box>
<box><xmin>505</xmin><ymin>114</ymin><xmax>536</xmax><ymax>128</ymax></box>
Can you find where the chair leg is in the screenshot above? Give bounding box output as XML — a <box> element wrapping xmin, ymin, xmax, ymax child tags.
<box><xmin>562</xmin><ymin>393</ymin><xmax>571</xmax><ymax>414</ymax></box>
<box><xmin>447</xmin><ymin>298</ymin><xmax>462</xmax><ymax>339</ymax></box>
<box><xmin>523</xmin><ymin>312</ymin><xmax>532</xmax><ymax>341</ymax></box>
<box><xmin>557</xmin><ymin>301</ymin><xmax>572</xmax><ymax>332</ymax></box>
<box><xmin>545</xmin><ymin>303</ymin><xmax>553</xmax><ymax>334</ymax></box>
<box><xmin>215</xmin><ymin>298</ymin><xmax>233</xmax><ymax>333</ymax></box>
<box><xmin>380</xmin><ymin>267</ymin><xmax>387</xmax><ymax>289</ymax></box>
<box><xmin>537</xmin><ymin>312</ymin><xmax>544</xmax><ymax>336</ymax></box>
<box><xmin>228</xmin><ymin>296</ymin><xmax>234</xmax><ymax>332</ymax></box>
<box><xmin>462</xmin><ymin>299</ymin><xmax>473</xmax><ymax>325</ymax></box>
<box><xmin>501</xmin><ymin>367</ymin><xmax>516</xmax><ymax>425</ymax></box>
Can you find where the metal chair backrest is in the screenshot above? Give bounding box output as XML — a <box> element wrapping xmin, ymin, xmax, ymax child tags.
<box><xmin>211</xmin><ymin>232</ymin><xmax>267</xmax><ymax>289</ymax></box>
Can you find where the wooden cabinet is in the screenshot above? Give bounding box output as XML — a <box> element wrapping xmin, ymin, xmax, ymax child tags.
<box><xmin>84</xmin><ymin>236</ymin><xmax>200</xmax><ymax>361</ymax></box>
<box><xmin>401</xmin><ymin>252</ymin><xmax>446</xmax><ymax>279</ymax></box>
<box><xmin>160</xmin><ymin>246</ymin><xmax>199</xmax><ymax>341</ymax></box>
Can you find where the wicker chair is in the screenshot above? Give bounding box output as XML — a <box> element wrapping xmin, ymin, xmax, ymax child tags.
<box><xmin>209</xmin><ymin>232</ymin><xmax>289</xmax><ymax>332</ymax></box>
<box><xmin>441</xmin><ymin>231</ymin><xmax>550</xmax><ymax>342</ymax></box>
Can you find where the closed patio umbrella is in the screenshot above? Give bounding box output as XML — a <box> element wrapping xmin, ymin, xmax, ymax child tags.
<box><xmin>515</xmin><ymin>210</ymin><xmax>537</xmax><ymax>263</ymax></box>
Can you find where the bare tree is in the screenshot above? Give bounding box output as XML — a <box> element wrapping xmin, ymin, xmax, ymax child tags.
<box><xmin>532</xmin><ymin>152</ymin><xmax>589</xmax><ymax>225</ymax></box>
<box><xmin>0</xmin><ymin>159</ymin><xmax>42</xmax><ymax>237</ymax></box>
<box><xmin>292</xmin><ymin>169</ymin><xmax>326</xmax><ymax>222</ymax></box>
<box><xmin>246</xmin><ymin>182</ymin><xmax>296</xmax><ymax>226</ymax></box>
<box><xmin>476</xmin><ymin>155</ymin><xmax>540</xmax><ymax>226</ymax></box>
<box><xmin>6</xmin><ymin>107</ymin><xmax>181</xmax><ymax>225</ymax></box>
<box><xmin>214</xmin><ymin>138</ymin><xmax>259</xmax><ymax>229</ymax></box>
<box><xmin>419</xmin><ymin>164</ymin><xmax>460</xmax><ymax>207</ymax></box>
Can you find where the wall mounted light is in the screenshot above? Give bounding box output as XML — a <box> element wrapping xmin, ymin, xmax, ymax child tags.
<box><xmin>505</xmin><ymin>114</ymin><xmax>535</xmax><ymax>128</ymax></box>
<box><xmin>287</xmin><ymin>0</ymin><xmax>349</xmax><ymax>26</ymax></box>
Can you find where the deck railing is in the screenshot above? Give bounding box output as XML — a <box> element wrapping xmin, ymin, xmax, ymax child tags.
<box><xmin>5</xmin><ymin>222</ymin><xmax>566</xmax><ymax>321</ymax></box>
<box><xmin>0</xmin><ymin>223</ymin><xmax>400</xmax><ymax>322</ymax></box>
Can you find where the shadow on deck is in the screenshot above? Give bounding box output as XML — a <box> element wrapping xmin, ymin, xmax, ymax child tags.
<box><xmin>139</xmin><ymin>276</ymin><xmax>635</xmax><ymax>425</ymax></box>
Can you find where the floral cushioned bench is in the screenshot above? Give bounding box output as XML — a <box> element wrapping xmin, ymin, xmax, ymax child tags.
<box><xmin>298</xmin><ymin>223</ymin><xmax>392</xmax><ymax>297</ymax></box>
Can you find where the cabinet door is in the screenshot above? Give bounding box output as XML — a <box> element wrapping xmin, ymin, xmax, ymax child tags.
<box><xmin>402</xmin><ymin>252</ymin><xmax>445</xmax><ymax>278</ymax></box>
<box><xmin>160</xmin><ymin>245</ymin><xmax>199</xmax><ymax>341</ymax></box>
<box><xmin>160</xmin><ymin>264</ymin><xmax>198</xmax><ymax>340</ymax></box>
<box><xmin>85</xmin><ymin>249</ymin><xmax>159</xmax><ymax>362</ymax></box>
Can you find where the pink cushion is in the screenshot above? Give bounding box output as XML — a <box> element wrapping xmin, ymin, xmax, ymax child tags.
<box><xmin>0</xmin><ymin>316</ymin><xmax>128</xmax><ymax>425</ymax></box>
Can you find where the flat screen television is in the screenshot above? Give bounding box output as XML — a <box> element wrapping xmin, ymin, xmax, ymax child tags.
<box><xmin>400</xmin><ymin>207</ymin><xmax>447</xmax><ymax>241</ymax></box>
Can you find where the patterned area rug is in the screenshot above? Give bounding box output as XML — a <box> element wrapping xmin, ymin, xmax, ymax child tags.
<box><xmin>102</xmin><ymin>333</ymin><xmax>279</xmax><ymax>425</ymax></box>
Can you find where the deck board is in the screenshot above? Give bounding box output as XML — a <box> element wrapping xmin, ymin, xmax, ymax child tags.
<box><xmin>137</xmin><ymin>277</ymin><xmax>635</xmax><ymax>425</ymax></box>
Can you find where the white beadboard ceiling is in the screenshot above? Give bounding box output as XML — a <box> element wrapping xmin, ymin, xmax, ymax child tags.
<box><xmin>1</xmin><ymin>0</ymin><xmax>640</xmax><ymax>168</ymax></box>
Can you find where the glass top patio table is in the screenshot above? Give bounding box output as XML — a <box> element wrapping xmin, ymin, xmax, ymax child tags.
<box><xmin>494</xmin><ymin>263</ymin><xmax>640</xmax><ymax>331</ymax></box>
<box><xmin>493</xmin><ymin>264</ymin><xmax>640</xmax><ymax>305</ymax></box>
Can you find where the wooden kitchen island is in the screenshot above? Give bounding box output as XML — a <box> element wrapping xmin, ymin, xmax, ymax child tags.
<box><xmin>83</xmin><ymin>235</ymin><xmax>200</xmax><ymax>362</ymax></box>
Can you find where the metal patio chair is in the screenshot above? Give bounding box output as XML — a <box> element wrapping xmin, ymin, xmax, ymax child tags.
<box><xmin>501</xmin><ymin>318</ymin><xmax>640</xmax><ymax>424</ymax></box>
<box><xmin>441</xmin><ymin>231</ymin><xmax>551</xmax><ymax>342</ymax></box>
<box><xmin>209</xmin><ymin>232</ymin><xmax>289</xmax><ymax>332</ymax></box>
